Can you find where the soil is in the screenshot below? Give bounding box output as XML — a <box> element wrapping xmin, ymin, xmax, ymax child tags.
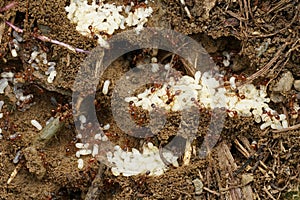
<box><xmin>0</xmin><ymin>0</ymin><xmax>299</xmax><ymax>199</ymax></box>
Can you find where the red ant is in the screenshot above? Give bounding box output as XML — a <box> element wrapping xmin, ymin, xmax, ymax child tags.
<box><xmin>226</xmin><ymin>109</ymin><xmax>238</xmax><ymax>118</ymax></box>
<box><xmin>88</xmin><ymin>25</ymin><xmax>99</xmax><ymax>40</ymax></box>
<box><xmin>235</xmin><ymin>90</ymin><xmax>246</xmax><ymax>99</ymax></box>
<box><xmin>9</xmin><ymin>133</ymin><xmax>22</xmax><ymax>141</ymax></box>
<box><xmin>288</xmin><ymin>94</ymin><xmax>298</xmax><ymax>119</ymax></box>
<box><xmin>232</xmin><ymin>74</ymin><xmax>247</xmax><ymax>82</ymax></box>
<box><xmin>51</xmin><ymin>103</ymin><xmax>72</xmax><ymax>122</ymax></box>
<box><xmin>2</xmin><ymin>111</ymin><xmax>20</xmax><ymax>138</ymax></box>
<box><xmin>262</xmin><ymin>109</ymin><xmax>280</xmax><ymax>120</ymax></box>
<box><xmin>133</xmin><ymin>2</ymin><xmax>147</xmax><ymax>9</ymax></box>
<box><xmin>14</xmin><ymin>67</ymin><xmax>35</xmax><ymax>83</ymax></box>
<box><xmin>129</xmin><ymin>101</ymin><xmax>137</xmax><ymax>117</ymax></box>
<box><xmin>124</xmin><ymin>0</ymin><xmax>147</xmax><ymax>8</ymax></box>
<box><xmin>128</xmin><ymin>101</ymin><xmax>148</xmax><ymax>126</ymax></box>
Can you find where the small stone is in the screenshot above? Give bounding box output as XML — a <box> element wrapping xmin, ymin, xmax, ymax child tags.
<box><xmin>294</xmin><ymin>80</ymin><xmax>300</xmax><ymax>91</ymax></box>
<box><xmin>0</xmin><ymin>79</ymin><xmax>8</xmax><ymax>94</ymax></box>
<box><xmin>270</xmin><ymin>92</ymin><xmax>284</xmax><ymax>103</ymax></box>
<box><xmin>192</xmin><ymin>178</ymin><xmax>203</xmax><ymax>195</ymax></box>
<box><xmin>241</xmin><ymin>174</ymin><xmax>253</xmax><ymax>185</ymax></box>
<box><xmin>271</xmin><ymin>71</ymin><xmax>294</xmax><ymax>93</ymax></box>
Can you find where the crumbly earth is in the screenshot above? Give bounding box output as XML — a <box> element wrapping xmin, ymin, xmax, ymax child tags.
<box><xmin>0</xmin><ymin>0</ymin><xmax>299</xmax><ymax>199</ymax></box>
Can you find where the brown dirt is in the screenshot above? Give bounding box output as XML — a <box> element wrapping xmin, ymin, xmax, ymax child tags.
<box><xmin>0</xmin><ymin>0</ymin><xmax>299</xmax><ymax>199</ymax></box>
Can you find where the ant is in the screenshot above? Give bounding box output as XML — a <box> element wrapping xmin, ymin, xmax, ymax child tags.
<box><xmin>51</xmin><ymin>103</ymin><xmax>72</xmax><ymax>122</ymax></box>
<box><xmin>88</xmin><ymin>25</ymin><xmax>100</xmax><ymax>40</ymax></box>
<box><xmin>226</xmin><ymin>109</ymin><xmax>238</xmax><ymax>118</ymax></box>
<box><xmin>288</xmin><ymin>94</ymin><xmax>298</xmax><ymax>120</ymax></box>
<box><xmin>128</xmin><ymin>101</ymin><xmax>148</xmax><ymax>126</ymax></box>
<box><xmin>14</xmin><ymin>66</ymin><xmax>35</xmax><ymax>83</ymax></box>
<box><xmin>262</xmin><ymin>109</ymin><xmax>280</xmax><ymax>120</ymax></box>
<box><xmin>124</xmin><ymin>0</ymin><xmax>147</xmax><ymax>8</ymax></box>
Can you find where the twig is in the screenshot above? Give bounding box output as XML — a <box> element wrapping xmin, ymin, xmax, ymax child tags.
<box><xmin>180</xmin><ymin>57</ymin><xmax>196</xmax><ymax>77</ymax></box>
<box><xmin>270</xmin><ymin>181</ymin><xmax>289</xmax><ymax>192</ymax></box>
<box><xmin>263</xmin><ymin>186</ymin><xmax>276</xmax><ymax>200</ymax></box>
<box><xmin>266</xmin><ymin>55</ymin><xmax>290</xmax><ymax>88</ymax></box>
<box><xmin>183</xmin><ymin>138</ymin><xmax>192</xmax><ymax>166</ymax></box>
<box><xmin>0</xmin><ymin>20</ymin><xmax>5</xmax><ymax>43</ymax></box>
<box><xmin>35</xmin><ymin>35</ymin><xmax>90</xmax><ymax>54</ymax></box>
<box><xmin>234</xmin><ymin>138</ymin><xmax>250</xmax><ymax>158</ymax></box>
<box><xmin>247</xmin><ymin>0</ymin><xmax>253</xmax><ymax>19</ymax></box>
<box><xmin>225</xmin><ymin>10</ymin><xmax>247</xmax><ymax>22</ymax></box>
<box><xmin>266</xmin><ymin>39</ymin><xmax>299</xmax><ymax>88</ymax></box>
<box><xmin>7</xmin><ymin>162</ymin><xmax>22</xmax><ymax>184</ymax></box>
<box><xmin>272</xmin><ymin>123</ymin><xmax>300</xmax><ymax>133</ymax></box>
<box><xmin>84</xmin><ymin>163</ymin><xmax>105</xmax><ymax>200</ymax></box>
<box><xmin>250</xmin><ymin>6</ymin><xmax>299</xmax><ymax>38</ymax></box>
<box><xmin>179</xmin><ymin>0</ymin><xmax>192</xmax><ymax>19</ymax></box>
<box><xmin>265</xmin><ymin>0</ymin><xmax>292</xmax><ymax>15</ymax></box>
<box><xmin>233</xmin><ymin>144</ymin><xmax>265</xmax><ymax>176</ymax></box>
<box><xmin>0</xmin><ymin>1</ymin><xmax>17</xmax><ymax>12</ymax></box>
<box><xmin>203</xmin><ymin>187</ymin><xmax>220</xmax><ymax>196</ymax></box>
<box><xmin>5</xmin><ymin>21</ymin><xmax>90</xmax><ymax>54</ymax></box>
<box><xmin>5</xmin><ymin>21</ymin><xmax>21</xmax><ymax>32</ymax></box>
<box><xmin>242</xmin><ymin>0</ymin><xmax>249</xmax><ymax>20</ymax></box>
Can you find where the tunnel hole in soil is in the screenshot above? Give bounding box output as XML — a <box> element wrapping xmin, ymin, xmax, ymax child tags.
<box><xmin>191</xmin><ymin>34</ymin><xmax>249</xmax><ymax>73</ymax></box>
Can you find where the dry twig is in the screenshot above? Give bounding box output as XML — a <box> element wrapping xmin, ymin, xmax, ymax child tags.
<box><xmin>7</xmin><ymin>163</ymin><xmax>22</xmax><ymax>184</ymax></box>
<box><xmin>0</xmin><ymin>1</ymin><xmax>17</xmax><ymax>12</ymax></box>
<box><xmin>5</xmin><ymin>21</ymin><xmax>90</xmax><ymax>54</ymax></box>
<box><xmin>250</xmin><ymin>5</ymin><xmax>299</xmax><ymax>38</ymax></box>
<box><xmin>272</xmin><ymin>123</ymin><xmax>300</xmax><ymax>133</ymax></box>
<box><xmin>84</xmin><ymin>163</ymin><xmax>105</xmax><ymax>200</ymax></box>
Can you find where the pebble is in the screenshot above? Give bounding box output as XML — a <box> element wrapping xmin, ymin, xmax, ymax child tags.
<box><xmin>0</xmin><ymin>101</ymin><xmax>4</xmax><ymax>110</ymax></box>
<box><xmin>192</xmin><ymin>178</ymin><xmax>203</xmax><ymax>195</ymax></box>
<box><xmin>270</xmin><ymin>92</ymin><xmax>284</xmax><ymax>103</ymax></box>
<box><xmin>0</xmin><ymin>79</ymin><xmax>8</xmax><ymax>94</ymax></box>
<box><xmin>271</xmin><ymin>71</ymin><xmax>294</xmax><ymax>93</ymax></box>
<box><xmin>294</xmin><ymin>80</ymin><xmax>300</xmax><ymax>91</ymax></box>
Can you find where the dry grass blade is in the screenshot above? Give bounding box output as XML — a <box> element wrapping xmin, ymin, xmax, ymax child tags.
<box><xmin>5</xmin><ymin>21</ymin><xmax>90</xmax><ymax>54</ymax></box>
<box><xmin>180</xmin><ymin>57</ymin><xmax>196</xmax><ymax>77</ymax></box>
<box><xmin>0</xmin><ymin>1</ymin><xmax>17</xmax><ymax>12</ymax></box>
<box><xmin>7</xmin><ymin>163</ymin><xmax>22</xmax><ymax>184</ymax></box>
<box><xmin>0</xmin><ymin>20</ymin><xmax>4</xmax><ymax>44</ymax></box>
<box><xmin>250</xmin><ymin>5</ymin><xmax>299</xmax><ymax>38</ymax></box>
<box><xmin>84</xmin><ymin>163</ymin><xmax>105</xmax><ymax>200</ymax></box>
<box><xmin>266</xmin><ymin>0</ymin><xmax>293</xmax><ymax>15</ymax></box>
<box><xmin>217</xmin><ymin>142</ymin><xmax>255</xmax><ymax>199</ymax></box>
<box><xmin>272</xmin><ymin>123</ymin><xmax>300</xmax><ymax>133</ymax></box>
